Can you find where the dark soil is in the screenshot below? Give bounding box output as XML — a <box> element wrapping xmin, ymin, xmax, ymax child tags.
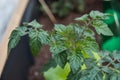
<box><xmin>28</xmin><ymin>0</ymin><xmax>103</xmax><ymax>80</ymax></box>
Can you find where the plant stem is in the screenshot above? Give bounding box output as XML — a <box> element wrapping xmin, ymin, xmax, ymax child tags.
<box><xmin>106</xmin><ymin>59</ymin><xmax>116</xmax><ymax>67</ymax></box>
<box><xmin>109</xmin><ymin>67</ymin><xmax>120</xmax><ymax>73</ymax></box>
<box><xmin>38</xmin><ymin>0</ymin><xmax>57</xmax><ymax>24</ymax></box>
<box><xmin>80</xmin><ymin>19</ymin><xmax>91</xmax><ymax>39</ymax></box>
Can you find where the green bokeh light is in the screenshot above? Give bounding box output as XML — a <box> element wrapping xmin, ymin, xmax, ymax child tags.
<box><xmin>102</xmin><ymin>8</ymin><xmax>120</xmax><ymax>52</ymax></box>
<box><xmin>104</xmin><ymin>9</ymin><xmax>115</xmax><ymax>25</ymax></box>
<box><xmin>102</xmin><ymin>36</ymin><xmax>120</xmax><ymax>52</ymax></box>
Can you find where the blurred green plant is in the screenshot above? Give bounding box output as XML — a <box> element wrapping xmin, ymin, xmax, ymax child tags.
<box><xmin>8</xmin><ymin>11</ymin><xmax>119</xmax><ymax>80</ymax></box>
<box><xmin>50</xmin><ymin>0</ymin><xmax>85</xmax><ymax>17</ymax></box>
<box><xmin>40</xmin><ymin>0</ymin><xmax>85</xmax><ymax>17</ymax></box>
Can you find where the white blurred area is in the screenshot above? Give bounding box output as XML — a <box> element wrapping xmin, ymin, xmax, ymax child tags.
<box><xmin>0</xmin><ymin>0</ymin><xmax>18</xmax><ymax>43</ymax></box>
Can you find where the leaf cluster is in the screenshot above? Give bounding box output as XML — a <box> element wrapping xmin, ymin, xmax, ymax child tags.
<box><xmin>8</xmin><ymin>20</ymin><xmax>49</xmax><ymax>56</ymax></box>
<box><xmin>8</xmin><ymin>11</ymin><xmax>116</xmax><ymax>80</ymax></box>
<box><xmin>67</xmin><ymin>51</ymin><xmax>120</xmax><ymax>80</ymax></box>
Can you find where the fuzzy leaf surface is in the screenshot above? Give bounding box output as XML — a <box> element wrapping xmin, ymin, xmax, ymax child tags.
<box><xmin>68</xmin><ymin>53</ymin><xmax>82</xmax><ymax>73</ymax></box>
<box><xmin>8</xmin><ymin>26</ymin><xmax>27</xmax><ymax>53</ymax></box>
<box><xmin>29</xmin><ymin>29</ymin><xmax>42</xmax><ymax>56</ymax></box>
<box><xmin>92</xmin><ymin>20</ymin><xmax>113</xmax><ymax>36</ymax></box>
<box><xmin>28</xmin><ymin>20</ymin><xmax>43</xmax><ymax>28</ymax></box>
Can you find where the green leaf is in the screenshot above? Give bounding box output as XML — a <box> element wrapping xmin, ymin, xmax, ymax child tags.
<box><xmin>78</xmin><ymin>67</ymin><xmax>102</xmax><ymax>80</ymax></box>
<box><xmin>81</xmin><ymin>37</ymin><xmax>99</xmax><ymax>57</ymax></box>
<box><xmin>110</xmin><ymin>73</ymin><xmax>118</xmax><ymax>80</ymax></box>
<box><xmin>50</xmin><ymin>45</ymin><xmax>67</xmax><ymax>55</ymax></box>
<box><xmin>53</xmin><ymin>51</ymin><xmax>67</xmax><ymax>68</ymax></box>
<box><xmin>117</xmin><ymin>74</ymin><xmax>120</xmax><ymax>80</ymax></box>
<box><xmin>8</xmin><ymin>30</ymin><xmax>21</xmax><ymax>53</ymax></box>
<box><xmin>92</xmin><ymin>20</ymin><xmax>113</xmax><ymax>36</ymax></box>
<box><xmin>90</xmin><ymin>10</ymin><xmax>109</xmax><ymax>19</ymax></box>
<box><xmin>102</xmin><ymin>66</ymin><xmax>112</xmax><ymax>73</ymax></box>
<box><xmin>104</xmin><ymin>74</ymin><xmax>111</xmax><ymax>80</ymax></box>
<box><xmin>39</xmin><ymin>30</ymin><xmax>49</xmax><ymax>44</ymax></box>
<box><xmin>29</xmin><ymin>30</ymin><xmax>42</xmax><ymax>56</ymax></box>
<box><xmin>89</xmin><ymin>67</ymin><xmax>100</xmax><ymax>80</ymax></box>
<box><xmin>54</xmin><ymin>24</ymin><xmax>66</xmax><ymax>32</ymax></box>
<box><xmin>68</xmin><ymin>53</ymin><xmax>82</xmax><ymax>73</ymax></box>
<box><xmin>28</xmin><ymin>20</ymin><xmax>43</xmax><ymax>28</ymax></box>
<box><xmin>113</xmin><ymin>63</ymin><xmax>120</xmax><ymax>69</ymax></box>
<box><xmin>28</xmin><ymin>28</ymin><xmax>49</xmax><ymax>56</ymax></box>
<box><xmin>84</xmin><ymin>58</ymin><xmax>97</xmax><ymax>69</ymax></box>
<box><xmin>92</xmin><ymin>51</ymin><xmax>101</xmax><ymax>61</ymax></box>
<box><xmin>44</xmin><ymin>63</ymin><xmax>70</xmax><ymax>80</ymax></box>
<box><xmin>15</xmin><ymin>27</ymin><xmax>27</xmax><ymax>36</ymax></box>
<box><xmin>80</xmin><ymin>77</ymin><xmax>89</xmax><ymax>80</ymax></box>
<box><xmin>8</xmin><ymin>26</ymin><xmax>27</xmax><ymax>53</ymax></box>
<box><xmin>75</xmin><ymin>14</ymin><xmax>88</xmax><ymax>22</ymax></box>
<box><xmin>83</xmin><ymin>29</ymin><xmax>95</xmax><ymax>39</ymax></box>
<box><xmin>67</xmin><ymin>70</ymin><xmax>81</xmax><ymax>80</ymax></box>
<box><xmin>112</xmin><ymin>51</ymin><xmax>120</xmax><ymax>60</ymax></box>
<box><xmin>95</xmin><ymin>72</ymin><xmax>103</xmax><ymax>80</ymax></box>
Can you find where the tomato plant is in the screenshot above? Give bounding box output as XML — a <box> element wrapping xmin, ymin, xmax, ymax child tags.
<box><xmin>8</xmin><ymin>11</ymin><xmax>120</xmax><ymax>80</ymax></box>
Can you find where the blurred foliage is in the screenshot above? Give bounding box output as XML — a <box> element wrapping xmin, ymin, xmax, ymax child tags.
<box><xmin>40</xmin><ymin>0</ymin><xmax>85</xmax><ymax>17</ymax></box>
<box><xmin>50</xmin><ymin>0</ymin><xmax>85</xmax><ymax>17</ymax></box>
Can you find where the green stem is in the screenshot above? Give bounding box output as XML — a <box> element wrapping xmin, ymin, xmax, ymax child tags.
<box><xmin>106</xmin><ymin>59</ymin><xmax>116</xmax><ymax>67</ymax></box>
<box><xmin>109</xmin><ymin>67</ymin><xmax>120</xmax><ymax>73</ymax></box>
